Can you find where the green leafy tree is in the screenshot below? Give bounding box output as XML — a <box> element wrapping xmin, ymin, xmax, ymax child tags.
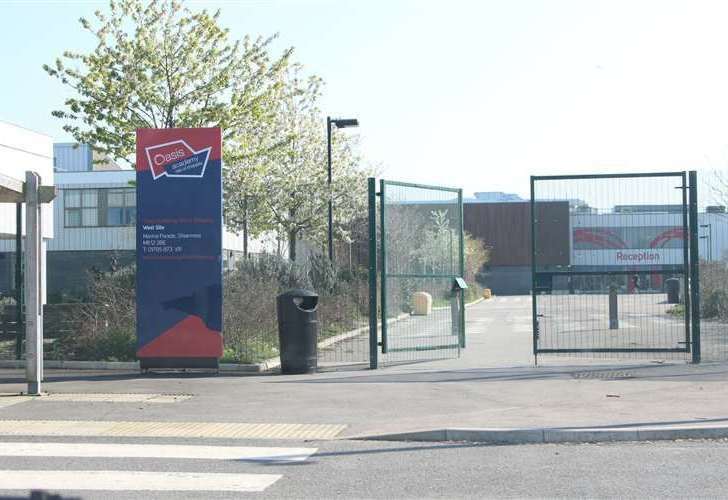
<box><xmin>415</xmin><ymin>210</ymin><xmax>457</xmax><ymax>275</ymax></box>
<box><xmin>225</xmin><ymin>67</ymin><xmax>370</xmax><ymax>261</ymax></box>
<box><xmin>464</xmin><ymin>232</ymin><xmax>489</xmax><ymax>285</ymax></box>
<box><xmin>47</xmin><ymin>0</ymin><xmax>370</xmax><ymax>261</ymax></box>
<box><xmin>44</xmin><ymin>0</ymin><xmax>291</xmax><ymax>166</ymax></box>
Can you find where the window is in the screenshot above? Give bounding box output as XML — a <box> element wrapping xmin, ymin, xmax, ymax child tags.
<box><xmin>107</xmin><ymin>188</ymin><xmax>136</xmax><ymax>226</ymax></box>
<box><xmin>63</xmin><ymin>187</ymin><xmax>136</xmax><ymax>227</ymax></box>
<box><xmin>64</xmin><ymin>189</ymin><xmax>98</xmax><ymax>227</ymax></box>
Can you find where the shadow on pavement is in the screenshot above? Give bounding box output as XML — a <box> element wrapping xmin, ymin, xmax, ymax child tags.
<box><xmin>258</xmin><ymin>442</ymin><xmax>489</xmax><ymax>465</ymax></box>
<box><xmin>551</xmin><ymin>415</ymin><xmax>728</xmax><ymax>429</ymax></box>
<box><xmin>3</xmin><ymin>361</ymin><xmax>728</xmax><ymax>387</ymax></box>
<box><xmin>268</xmin><ymin>362</ymin><xmax>728</xmax><ymax>384</ymax></box>
<box><xmin>0</xmin><ymin>370</ymin><xmax>265</xmax><ymax>385</ymax></box>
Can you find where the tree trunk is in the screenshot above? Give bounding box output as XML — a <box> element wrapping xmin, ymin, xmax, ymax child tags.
<box><xmin>242</xmin><ymin>195</ymin><xmax>248</xmax><ymax>259</ymax></box>
<box><xmin>287</xmin><ymin>205</ymin><xmax>298</xmax><ymax>261</ymax></box>
<box><xmin>288</xmin><ymin>229</ymin><xmax>298</xmax><ymax>261</ymax></box>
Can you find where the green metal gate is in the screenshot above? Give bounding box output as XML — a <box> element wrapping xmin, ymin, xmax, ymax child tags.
<box><xmin>368</xmin><ymin>178</ymin><xmax>465</xmax><ymax>368</ymax></box>
<box><xmin>530</xmin><ymin>171</ymin><xmax>701</xmax><ymax>363</ymax></box>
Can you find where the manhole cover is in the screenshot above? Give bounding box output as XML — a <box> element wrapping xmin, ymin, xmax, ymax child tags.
<box><xmin>572</xmin><ymin>370</ymin><xmax>635</xmax><ymax>380</ymax></box>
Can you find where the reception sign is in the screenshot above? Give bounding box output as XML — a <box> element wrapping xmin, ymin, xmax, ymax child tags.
<box><xmin>135</xmin><ymin>128</ymin><xmax>223</xmax><ymax>369</ymax></box>
<box><xmin>572</xmin><ymin>226</ymin><xmax>685</xmax><ymax>268</ymax></box>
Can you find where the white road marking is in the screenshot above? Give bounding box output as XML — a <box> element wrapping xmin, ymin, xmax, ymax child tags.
<box><xmin>0</xmin><ymin>470</ymin><xmax>281</xmax><ymax>492</ymax></box>
<box><xmin>513</xmin><ymin>325</ymin><xmax>533</xmax><ymax>333</ymax></box>
<box><xmin>513</xmin><ymin>315</ymin><xmax>533</xmax><ymax>322</ymax></box>
<box><xmin>489</xmin><ymin>296</ymin><xmax>532</xmax><ymax>305</ymax></box>
<box><xmin>0</xmin><ymin>396</ymin><xmax>31</xmax><ymax>409</ymax></box>
<box><xmin>0</xmin><ymin>442</ymin><xmax>317</xmax><ymax>462</ymax></box>
<box><xmin>468</xmin><ymin>317</ymin><xmax>495</xmax><ymax>324</ymax></box>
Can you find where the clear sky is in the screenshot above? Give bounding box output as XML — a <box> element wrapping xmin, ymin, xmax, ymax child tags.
<box><xmin>3</xmin><ymin>0</ymin><xmax>728</xmax><ymax>199</ymax></box>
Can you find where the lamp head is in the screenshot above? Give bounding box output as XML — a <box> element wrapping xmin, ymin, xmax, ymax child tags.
<box><xmin>331</xmin><ymin>118</ymin><xmax>359</xmax><ymax>129</ymax></box>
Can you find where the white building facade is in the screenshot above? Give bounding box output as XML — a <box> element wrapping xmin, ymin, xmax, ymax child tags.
<box><xmin>0</xmin><ymin>167</ymin><xmax>258</xmax><ymax>300</ymax></box>
<box><xmin>0</xmin><ymin>121</ymin><xmax>54</xmax><ymax>299</ymax></box>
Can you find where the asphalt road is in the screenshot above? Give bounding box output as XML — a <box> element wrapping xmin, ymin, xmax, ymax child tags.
<box><xmin>1</xmin><ymin>435</ymin><xmax>728</xmax><ymax>499</ymax></box>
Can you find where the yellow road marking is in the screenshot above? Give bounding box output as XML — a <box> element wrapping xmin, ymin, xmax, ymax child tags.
<box><xmin>0</xmin><ymin>420</ymin><xmax>346</xmax><ymax>440</ymax></box>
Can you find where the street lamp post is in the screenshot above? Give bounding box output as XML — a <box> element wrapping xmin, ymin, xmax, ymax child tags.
<box><xmin>327</xmin><ymin>116</ymin><xmax>359</xmax><ymax>261</ymax></box>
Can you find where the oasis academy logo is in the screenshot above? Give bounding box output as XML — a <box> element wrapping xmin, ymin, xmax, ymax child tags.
<box><xmin>145</xmin><ymin>140</ymin><xmax>211</xmax><ymax>180</ymax></box>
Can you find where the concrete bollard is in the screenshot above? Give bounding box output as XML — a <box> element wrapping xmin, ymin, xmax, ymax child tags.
<box><xmin>412</xmin><ymin>292</ymin><xmax>433</xmax><ymax>315</ymax></box>
<box><xmin>609</xmin><ymin>286</ymin><xmax>618</xmax><ymax>330</ymax></box>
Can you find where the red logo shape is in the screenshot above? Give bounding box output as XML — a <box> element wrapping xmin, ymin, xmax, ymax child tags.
<box><xmin>145</xmin><ymin>140</ymin><xmax>211</xmax><ymax>179</ymax></box>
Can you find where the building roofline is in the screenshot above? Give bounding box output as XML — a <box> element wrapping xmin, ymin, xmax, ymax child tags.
<box><xmin>0</xmin><ymin>119</ymin><xmax>53</xmax><ymax>138</ymax></box>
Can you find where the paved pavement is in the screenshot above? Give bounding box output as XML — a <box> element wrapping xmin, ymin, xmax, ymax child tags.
<box><xmin>537</xmin><ymin>293</ymin><xmax>688</xmax><ymax>352</ymax></box>
<box><xmin>1</xmin><ymin>295</ymin><xmax>728</xmax><ymax>496</ymax></box>
<box><xmin>2</xmin><ymin>296</ymin><xmax>728</xmax><ymax>436</ymax></box>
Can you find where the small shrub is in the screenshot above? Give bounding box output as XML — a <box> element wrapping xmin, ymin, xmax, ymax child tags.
<box><xmin>52</xmin><ymin>266</ymin><xmax>136</xmax><ymax>361</ymax></box>
<box><xmin>703</xmin><ymin>289</ymin><xmax>728</xmax><ymax>319</ymax></box>
<box><xmin>48</xmin><ymin>253</ymin><xmax>370</xmax><ymax>364</ymax></box>
<box><xmin>223</xmin><ymin>253</ymin><xmax>369</xmax><ymax>363</ymax></box>
<box><xmin>699</xmin><ymin>261</ymin><xmax>728</xmax><ymax>320</ymax></box>
<box><xmin>223</xmin><ymin>274</ymin><xmax>279</xmax><ymax>364</ymax></box>
<box><xmin>464</xmin><ymin>232</ymin><xmax>490</xmax><ymax>287</ymax></box>
<box><xmin>308</xmin><ymin>253</ymin><xmax>338</xmax><ymax>294</ymax></box>
<box><xmin>666</xmin><ymin>304</ymin><xmax>685</xmax><ymax>317</ymax></box>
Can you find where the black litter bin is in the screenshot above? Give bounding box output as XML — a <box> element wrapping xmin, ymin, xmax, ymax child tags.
<box><xmin>276</xmin><ymin>289</ymin><xmax>319</xmax><ymax>374</ymax></box>
<box><xmin>666</xmin><ymin>278</ymin><xmax>680</xmax><ymax>304</ymax></box>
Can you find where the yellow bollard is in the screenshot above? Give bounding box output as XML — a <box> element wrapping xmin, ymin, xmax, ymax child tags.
<box><xmin>412</xmin><ymin>292</ymin><xmax>433</xmax><ymax>315</ymax></box>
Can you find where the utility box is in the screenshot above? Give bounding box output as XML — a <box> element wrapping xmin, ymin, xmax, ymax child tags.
<box><xmin>666</xmin><ymin>278</ymin><xmax>680</xmax><ymax>304</ymax></box>
<box><xmin>276</xmin><ymin>289</ymin><xmax>319</xmax><ymax>374</ymax></box>
<box><xmin>451</xmin><ymin>278</ymin><xmax>468</xmax><ymax>338</ymax></box>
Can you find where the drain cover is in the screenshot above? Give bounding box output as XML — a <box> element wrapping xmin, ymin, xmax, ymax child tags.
<box><xmin>572</xmin><ymin>370</ymin><xmax>635</xmax><ymax>380</ymax></box>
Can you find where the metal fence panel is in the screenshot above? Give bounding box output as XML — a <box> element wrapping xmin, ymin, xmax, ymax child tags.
<box><xmin>315</xmin><ymin>184</ymin><xmax>372</xmax><ymax>370</ymax></box>
<box><xmin>374</xmin><ymin>179</ymin><xmax>465</xmax><ymax>367</ymax></box>
<box><xmin>531</xmin><ymin>172</ymin><xmax>692</xmax><ymax>362</ymax></box>
<box><xmin>694</xmin><ymin>170</ymin><xmax>728</xmax><ymax>362</ymax></box>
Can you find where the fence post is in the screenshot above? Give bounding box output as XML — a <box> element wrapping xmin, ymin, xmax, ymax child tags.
<box><xmin>368</xmin><ymin>178</ymin><xmax>378</xmax><ymax>369</ymax></box>
<box><xmin>14</xmin><ymin>202</ymin><xmax>22</xmax><ymax>360</ymax></box>
<box><xmin>379</xmin><ymin>179</ymin><xmax>388</xmax><ymax>354</ymax></box>
<box><xmin>530</xmin><ymin>176</ymin><xmax>538</xmax><ymax>365</ymax></box>
<box><xmin>689</xmin><ymin>170</ymin><xmax>701</xmax><ymax>363</ymax></box>
<box><xmin>24</xmin><ymin>171</ymin><xmax>43</xmax><ymax>395</ymax></box>
<box><xmin>680</xmin><ymin>172</ymin><xmax>692</xmax><ymax>356</ymax></box>
<box><xmin>608</xmin><ymin>285</ymin><xmax>619</xmax><ymax>329</ymax></box>
<box><xmin>458</xmin><ymin>188</ymin><xmax>465</xmax><ymax>349</ymax></box>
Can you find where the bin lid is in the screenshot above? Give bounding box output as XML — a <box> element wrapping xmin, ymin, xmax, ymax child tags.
<box><xmin>278</xmin><ymin>288</ymin><xmax>318</xmax><ymax>299</ymax></box>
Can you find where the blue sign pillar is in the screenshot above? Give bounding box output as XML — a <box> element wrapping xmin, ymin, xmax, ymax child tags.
<box><xmin>135</xmin><ymin>128</ymin><xmax>223</xmax><ymax>370</ymax></box>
